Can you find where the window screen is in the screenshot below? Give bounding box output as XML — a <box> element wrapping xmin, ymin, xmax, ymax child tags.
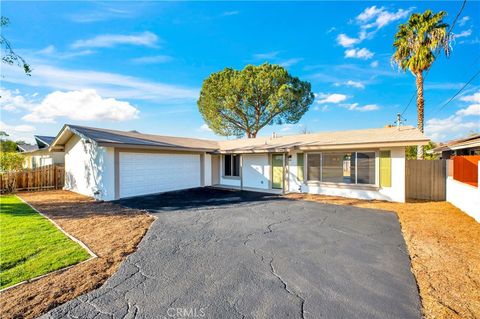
<box><xmin>232</xmin><ymin>155</ymin><xmax>240</xmax><ymax>176</ymax></box>
<box><xmin>322</xmin><ymin>153</ymin><xmax>353</xmax><ymax>183</ymax></box>
<box><xmin>307</xmin><ymin>154</ymin><xmax>321</xmax><ymax>181</ymax></box>
<box><xmin>356</xmin><ymin>152</ymin><xmax>376</xmax><ymax>184</ymax></box>
<box><xmin>224</xmin><ymin>155</ymin><xmax>232</xmax><ymax>176</ymax></box>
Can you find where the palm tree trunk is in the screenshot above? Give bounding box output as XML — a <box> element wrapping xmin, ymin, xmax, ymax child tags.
<box><xmin>415</xmin><ymin>71</ymin><xmax>425</xmax><ymax>160</ymax></box>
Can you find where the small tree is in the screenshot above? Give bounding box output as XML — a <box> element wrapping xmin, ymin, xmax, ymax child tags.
<box><xmin>198</xmin><ymin>63</ymin><xmax>314</xmax><ymax>138</ymax></box>
<box><xmin>392</xmin><ymin>10</ymin><xmax>450</xmax><ymax>159</ymax></box>
<box><xmin>406</xmin><ymin>141</ymin><xmax>438</xmax><ymax>160</ymax></box>
<box><xmin>0</xmin><ymin>151</ymin><xmax>24</xmax><ymax>172</ymax></box>
<box><xmin>0</xmin><ymin>151</ymin><xmax>24</xmax><ymax>192</ymax></box>
<box><xmin>0</xmin><ymin>139</ymin><xmax>19</xmax><ymax>152</ymax></box>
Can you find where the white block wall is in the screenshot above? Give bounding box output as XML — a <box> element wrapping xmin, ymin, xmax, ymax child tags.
<box><xmin>242</xmin><ymin>154</ymin><xmax>270</xmax><ymax>190</ymax></box>
<box><xmin>64</xmin><ymin>135</ymin><xmax>115</xmax><ymax>201</ymax></box>
<box><xmin>446</xmin><ymin>160</ymin><xmax>480</xmax><ymax>222</ymax></box>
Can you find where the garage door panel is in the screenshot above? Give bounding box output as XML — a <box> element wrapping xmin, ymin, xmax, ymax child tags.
<box><xmin>119</xmin><ymin>152</ymin><xmax>201</xmax><ymax>198</ymax></box>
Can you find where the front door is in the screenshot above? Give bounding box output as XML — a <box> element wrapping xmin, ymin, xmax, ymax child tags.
<box><xmin>272</xmin><ymin>154</ymin><xmax>284</xmax><ymax>189</ymax></box>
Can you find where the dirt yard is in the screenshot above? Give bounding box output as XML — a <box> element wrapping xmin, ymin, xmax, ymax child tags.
<box><xmin>0</xmin><ymin>191</ymin><xmax>154</xmax><ymax>319</ymax></box>
<box><xmin>287</xmin><ymin>193</ymin><xmax>480</xmax><ymax>319</ymax></box>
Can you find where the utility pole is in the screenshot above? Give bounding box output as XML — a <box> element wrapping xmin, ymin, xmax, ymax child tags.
<box><xmin>394</xmin><ymin>113</ymin><xmax>406</xmax><ymax>128</ymax></box>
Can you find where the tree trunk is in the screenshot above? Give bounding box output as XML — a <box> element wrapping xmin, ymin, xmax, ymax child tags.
<box><xmin>415</xmin><ymin>71</ymin><xmax>425</xmax><ymax>160</ymax></box>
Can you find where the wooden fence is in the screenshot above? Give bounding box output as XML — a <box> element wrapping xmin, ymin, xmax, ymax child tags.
<box><xmin>405</xmin><ymin>160</ymin><xmax>446</xmax><ymax>201</ymax></box>
<box><xmin>452</xmin><ymin>155</ymin><xmax>480</xmax><ymax>187</ymax></box>
<box><xmin>0</xmin><ymin>165</ymin><xmax>65</xmax><ymax>193</ymax></box>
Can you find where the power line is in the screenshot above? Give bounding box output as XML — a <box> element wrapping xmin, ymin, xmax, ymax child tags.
<box><xmin>449</xmin><ymin>0</ymin><xmax>467</xmax><ymax>36</ymax></box>
<box><xmin>399</xmin><ymin>0</ymin><xmax>467</xmax><ymax>117</ymax></box>
<box><xmin>430</xmin><ymin>69</ymin><xmax>480</xmax><ymax>117</ymax></box>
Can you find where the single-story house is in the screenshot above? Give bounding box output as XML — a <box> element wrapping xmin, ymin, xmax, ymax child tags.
<box><xmin>18</xmin><ymin>135</ymin><xmax>65</xmax><ymax>168</ymax></box>
<box><xmin>429</xmin><ymin>134</ymin><xmax>480</xmax><ymax>159</ymax></box>
<box><xmin>48</xmin><ymin>124</ymin><xmax>429</xmax><ymax>202</ymax></box>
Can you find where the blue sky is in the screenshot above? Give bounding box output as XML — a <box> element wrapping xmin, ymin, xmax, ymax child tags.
<box><xmin>1</xmin><ymin>1</ymin><xmax>479</xmax><ymax>143</ymax></box>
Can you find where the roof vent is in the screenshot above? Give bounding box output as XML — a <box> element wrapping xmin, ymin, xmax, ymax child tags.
<box><xmin>129</xmin><ymin>130</ymin><xmax>140</xmax><ymax>133</ymax></box>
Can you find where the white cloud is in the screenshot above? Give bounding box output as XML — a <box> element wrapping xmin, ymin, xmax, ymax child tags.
<box><xmin>426</xmin><ymin>91</ymin><xmax>480</xmax><ymax>140</ymax></box>
<box><xmin>460</xmin><ymin>92</ymin><xmax>480</xmax><ymax>103</ymax></box>
<box><xmin>426</xmin><ymin>115</ymin><xmax>478</xmax><ymax>141</ymax></box>
<box><xmin>456</xmin><ymin>104</ymin><xmax>480</xmax><ymax>116</ymax></box>
<box><xmin>71</xmin><ymin>31</ymin><xmax>158</xmax><ymax>49</ymax></box>
<box><xmin>36</xmin><ymin>45</ymin><xmax>95</xmax><ymax>59</ymax></box>
<box><xmin>342</xmin><ymin>103</ymin><xmax>379</xmax><ymax>111</ymax></box>
<box><xmin>370</xmin><ymin>60</ymin><xmax>379</xmax><ymax>68</ymax></box>
<box><xmin>336</xmin><ymin>6</ymin><xmax>411</xmax><ymax>51</ymax></box>
<box><xmin>459</xmin><ymin>16</ymin><xmax>470</xmax><ymax>27</ymax></box>
<box><xmin>334</xmin><ymin>80</ymin><xmax>365</xmax><ymax>89</ymax></box>
<box><xmin>0</xmin><ymin>121</ymin><xmax>36</xmax><ymax>143</ymax></box>
<box><xmin>222</xmin><ymin>11</ymin><xmax>239</xmax><ymax>16</ymax></box>
<box><xmin>199</xmin><ymin>124</ymin><xmax>212</xmax><ymax>132</ymax></box>
<box><xmin>316</xmin><ymin>93</ymin><xmax>348</xmax><ymax>104</ymax></box>
<box><xmin>131</xmin><ymin>55</ymin><xmax>173</xmax><ymax>64</ymax></box>
<box><xmin>345</xmin><ymin>80</ymin><xmax>365</xmax><ymax>89</ymax></box>
<box><xmin>279</xmin><ymin>58</ymin><xmax>303</xmax><ymax>67</ymax></box>
<box><xmin>358</xmin><ymin>6</ymin><xmax>411</xmax><ymax>30</ymax></box>
<box><xmin>356</xmin><ymin>6</ymin><xmax>384</xmax><ymax>22</ymax></box>
<box><xmin>70</xmin><ymin>5</ymin><xmax>137</xmax><ymax>23</ymax></box>
<box><xmin>253</xmin><ymin>51</ymin><xmax>279</xmax><ymax>60</ymax></box>
<box><xmin>455</xmin><ymin>29</ymin><xmax>472</xmax><ymax>39</ymax></box>
<box><xmin>2</xmin><ymin>63</ymin><xmax>199</xmax><ymax>103</ymax></box>
<box><xmin>344</xmin><ymin>48</ymin><xmax>374</xmax><ymax>59</ymax></box>
<box><xmin>22</xmin><ymin>89</ymin><xmax>139</xmax><ymax>123</ymax></box>
<box><xmin>456</xmin><ymin>92</ymin><xmax>480</xmax><ymax>116</ymax></box>
<box><xmin>336</xmin><ymin>34</ymin><xmax>360</xmax><ymax>48</ymax></box>
<box><xmin>0</xmin><ymin>88</ymin><xmax>36</xmax><ymax>112</ymax></box>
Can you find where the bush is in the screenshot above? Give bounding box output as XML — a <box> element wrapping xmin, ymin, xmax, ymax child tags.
<box><xmin>0</xmin><ymin>152</ymin><xmax>24</xmax><ymax>172</ymax></box>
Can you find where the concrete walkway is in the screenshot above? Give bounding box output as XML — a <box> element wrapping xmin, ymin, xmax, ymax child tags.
<box><xmin>42</xmin><ymin>188</ymin><xmax>421</xmax><ymax>319</ymax></box>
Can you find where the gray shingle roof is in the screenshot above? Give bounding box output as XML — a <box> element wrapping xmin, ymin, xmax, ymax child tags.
<box><xmin>17</xmin><ymin>143</ymin><xmax>39</xmax><ymax>152</ymax></box>
<box><xmin>67</xmin><ymin>125</ymin><xmax>219</xmax><ymax>150</ymax></box>
<box><xmin>34</xmin><ymin>135</ymin><xmax>56</xmax><ymax>149</ymax></box>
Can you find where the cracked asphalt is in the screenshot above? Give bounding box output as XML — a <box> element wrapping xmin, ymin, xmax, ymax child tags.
<box><xmin>41</xmin><ymin>188</ymin><xmax>421</xmax><ymax>319</ymax></box>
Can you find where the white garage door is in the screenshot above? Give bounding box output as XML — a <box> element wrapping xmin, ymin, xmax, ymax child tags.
<box><xmin>119</xmin><ymin>152</ymin><xmax>201</xmax><ymax>198</ymax></box>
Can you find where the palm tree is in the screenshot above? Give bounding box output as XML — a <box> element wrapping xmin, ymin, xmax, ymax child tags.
<box><xmin>392</xmin><ymin>10</ymin><xmax>450</xmax><ymax>159</ymax></box>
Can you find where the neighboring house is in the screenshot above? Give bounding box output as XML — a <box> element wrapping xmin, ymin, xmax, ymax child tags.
<box><xmin>430</xmin><ymin>134</ymin><xmax>480</xmax><ymax>159</ymax></box>
<box><xmin>18</xmin><ymin>135</ymin><xmax>65</xmax><ymax>168</ymax></box>
<box><xmin>49</xmin><ymin>124</ymin><xmax>429</xmax><ymax>203</ymax></box>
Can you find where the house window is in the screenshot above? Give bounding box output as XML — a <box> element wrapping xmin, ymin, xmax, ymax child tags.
<box><xmin>224</xmin><ymin>154</ymin><xmax>240</xmax><ymax>177</ymax></box>
<box><xmin>307</xmin><ymin>152</ymin><xmax>377</xmax><ymax>185</ymax></box>
<box><xmin>356</xmin><ymin>152</ymin><xmax>375</xmax><ymax>184</ymax></box>
<box><xmin>322</xmin><ymin>153</ymin><xmax>353</xmax><ymax>183</ymax></box>
<box><xmin>307</xmin><ymin>154</ymin><xmax>321</xmax><ymax>181</ymax></box>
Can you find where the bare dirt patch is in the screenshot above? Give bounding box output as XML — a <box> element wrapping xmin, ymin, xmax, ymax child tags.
<box><xmin>286</xmin><ymin>193</ymin><xmax>480</xmax><ymax>319</ymax></box>
<box><xmin>0</xmin><ymin>191</ymin><xmax>154</xmax><ymax>319</ymax></box>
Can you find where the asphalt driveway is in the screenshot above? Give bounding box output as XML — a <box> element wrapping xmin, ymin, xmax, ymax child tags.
<box><xmin>43</xmin><ymin>188</ymin><xmax>420</xmax><ymax>319</ymax></box>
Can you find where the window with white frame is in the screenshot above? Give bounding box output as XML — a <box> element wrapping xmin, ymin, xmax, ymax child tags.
<box><xmin>224</xmin><ymin>154</ymin><xmax>240</xmax><ymax>177</ymax></box>
<box><xmin>307</xmin><ymin>152</ymin><xmax>376</xmax><ymax>185</ymax></box>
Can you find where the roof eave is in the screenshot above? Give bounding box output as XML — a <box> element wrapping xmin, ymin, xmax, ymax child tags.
<box><xmin>97</xmin><ymin>142</ymin><xmax>217</xmax><ymax>153</ymax></box>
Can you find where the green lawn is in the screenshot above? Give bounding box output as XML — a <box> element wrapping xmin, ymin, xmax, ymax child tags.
<box><xmin>0</xmin><ymin>195</ymin><xmax>91</xmax><ymax>289</ymax></box>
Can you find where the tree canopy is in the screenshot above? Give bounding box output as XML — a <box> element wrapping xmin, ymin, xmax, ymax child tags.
<box><xmin>197</xmin><ymin>63</ymin><xmax>314</xmax><ymax>138</ymax></box>
<box><xmin>392</xmin><ymin>10</ymin><xmax>450</xmax><ymax>75</ymax></box>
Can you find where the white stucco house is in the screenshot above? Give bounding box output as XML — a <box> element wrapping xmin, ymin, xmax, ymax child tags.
<box><xmin>18</xmin><ymin>135</ymin><xmax>65</xmax><ymax>168</ymax></box>
<box><xmin>48</xmin><ymin>124</ymin><xmax>429</xmax><ymax>202</ymax></box>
